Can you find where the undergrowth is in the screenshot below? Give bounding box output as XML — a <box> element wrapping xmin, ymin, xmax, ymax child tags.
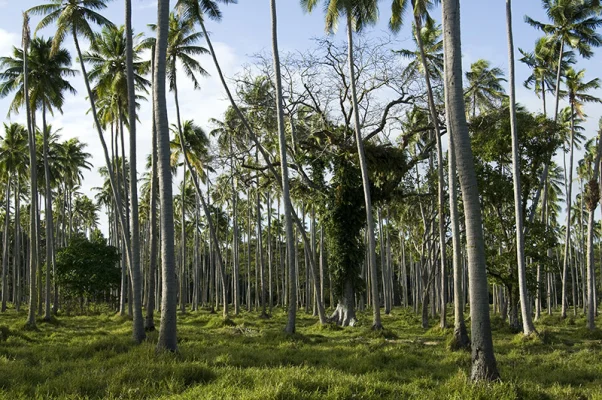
<box><xmin>0</xmin><ymin>307</ymin><xmax>600</xmax><ymax>399</ymax></box>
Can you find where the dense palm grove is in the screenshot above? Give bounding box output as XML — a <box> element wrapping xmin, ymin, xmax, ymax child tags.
<box><xmin>0</xmin><ymin>0</ymin><xmax>601</xmax><ymax>387</ymax></box>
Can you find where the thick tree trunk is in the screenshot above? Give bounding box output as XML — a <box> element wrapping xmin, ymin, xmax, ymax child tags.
<box><xmin>329</xmin><ymin>278</ymin><xmax>356</xmax><ymax>327</ymax></box>
<box><xmin>155</xmin><ymin>0</ymin><xmax>178</xmax><ymax>352</ymax></box>
<box><xmin>561</xmin><ymin>104</ymin><xmax>576</xmax><ymax>318</ymax></box>
<box><xmin>442</xmin><ymin>0</ymin><xmax>499</xmax><ymax>381</ymax></box>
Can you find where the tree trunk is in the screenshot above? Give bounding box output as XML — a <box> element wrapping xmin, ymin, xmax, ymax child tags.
<box><xmin>1</xmin><ymin>176</ymin><xmax>10</xmax><ymax>312</ymax></box>
<box><xmin>561</xmin><ymin>103</ymin><xmax>576</xmax><ymax>318</ymax></box>
<box><xmin>506</xmin><ymin>0</ymin><xmax>536</xmax><ymax>335</ymax></box>
<box><xmin>155</xmin><ymin>0</ymin><xmax>178</xmax><ymax>352</ymax></box>
<box><xmin>271</xmin><ymin>0</ymin><xmax>298</xmax><ymax>334</ymax></box>
<box><xmin>346</xmin><ymin>13</ymin><xmax>382</xmax><ymax>330</ymax></box>
<box><xmin>125</xmin><ymin>0</ymin><xmax>146</xmax><ymax>342</ymax></box>
<box><xmin>442</xmin><ymin>0</ymin><xmax>499</xmax><ymax>381</ymax></box>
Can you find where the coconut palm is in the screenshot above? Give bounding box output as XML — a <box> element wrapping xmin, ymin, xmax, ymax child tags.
<box><xmin>395</xmin><ymin>18</ymin><xmax>443</xmax><ymax>81</ymax></box>
<box><xmin>390</xmin><ymin>0</ymin><xmax>449</xmax><ymax>329</ymax></box>
<box><xmin>0</xmin><ymin>123</ymin><xmax>27</xmax><ymax>312</ymax></box>
<box><xmin>442</xmin><ymin>0</ymin><xmax>499</xmax><ymax>381</ymax></box>
<box><xmin>561</xmin><ymin>68</ymin><xmax>601</xmax><ymax>321</ymax></box>
<box><xmin>506</xmin><ymin>0</ymin><xmax>536</xmax><ymax>336</ymax></box>
<box><xmin>28</xmin><ymin>0</ymin><xmax>148</xmax><ymax>341</ymax></box>
<box><xmin>302</xmin><ymin>0</ymin><xmax>383</xmax><ymax>330</ymax></box>
<box><xmin>464</xmin><ymin>59</ymin><xmax>506</xmax><ymax>119</ymax></box>
<box><xmin>154</xmin><ymin>0</ymin><xmax>178</xmax><ymax>352</ymax></box>
<box><xmin>0</xmin><ymin>36</ymin><xmax>76</xmax><ymax>320</ymax></box>
<box><xmin>525</xmin><ymin>0</ymin><xmax>602</xmax><ymax>225</ymax></box>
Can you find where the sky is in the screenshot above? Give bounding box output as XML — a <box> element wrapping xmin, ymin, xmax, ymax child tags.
<box><xmin>0</xmin><ymin>0</ymin><xmax>600</xmax><ymax>233</ymax></box>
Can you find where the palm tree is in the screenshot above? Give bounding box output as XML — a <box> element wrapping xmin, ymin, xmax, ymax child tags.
<box><xmin>0</xmin><ymin>35</ymin><xmax>76</xmax><ymax>320</ymax></box>
<box><xmin>525</xmin><ymin>0</ymin><xmax>602</xmax><ymax>226</ymax></box>
<box><xmin>302</xmin><ymin>0</ymin><xmax>382</xmax><ymax>330</ymax></box>
<box><xmin>506</xmin><ymin>0</ymin><xmax>535</xmax><ymax>336</ymax></box>
<box><xmin>82</xmin><ymin>21</ymin><xmax>149</xmax><ymax>339</ymax></box>
<box><xmin>154</xmin><ymin>0</ymin><xmax>178</xmax><ymax>352</ymax></box>
<box><xmin>464</xmin><ymin>59</ymin><xmax>506</xmax><ymax>119</ymax></box>
<box><xmin>561</xmin><ymin>68</ymin><xmax>601</xmax><ymax>320</ymax></box>
<box><xmin>396</xmin><ymin>18</ymin><xmax>443</xmax><ymax>81</ymax></box>
<box><xmin>442</xmin><ymin>0</ymin><xmax>499</xmax><ymax>381</ymax></box>
<box><xmin>390</xmin><ymin>0</ymin><xmax>448</xmax><ymax>329</ymax></box>
<box><xmin>584</xmin><ymin>119</ymin><xmax>602</xmax><ymax>330</ymax></box>
<box><xmin>149</xmin><ymin>13</ymin><xmax>209</xmax><ymax>137</ymax></box>
<box><xmin>22</xmin><ymin>13</ymin><xmax>37</xmax><ymax>329</ymax></box>
<box><xmin>0</xmin><ymin>123</ymin><xmax>27</xmax><ymax>312</ymax></box>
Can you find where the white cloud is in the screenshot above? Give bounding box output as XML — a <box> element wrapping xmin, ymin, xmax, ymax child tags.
<box><xmin>0</xmin><ymin>28</ymin><xmax>17</xmax><ymax>56</ymax></box>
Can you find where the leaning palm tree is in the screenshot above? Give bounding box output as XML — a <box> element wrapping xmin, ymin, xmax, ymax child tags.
<box><xmin>302</xmin><ymin>0</ymin><xmax>383</xmax><ymax>331</ymax></box>
<box><xmin>560</xmin><ymin>68</ymin><xmax>601</xmax><ymax>320</ymax></box>
<box><xmin>28</xmin><ymin>0</ymin><xmax>145</xmax><ymax>342</ymax></box>
<box><xmin>442</xmin><ymin>0</ymin><xmax>499</xmax><ymax>381</ymax></box>
<box><xmin>464</xmin><ymin>59</ymin><xmax>506</xmax><ymax>119</ymax></box>
<box><xmin>390</xmin><ymin>0</ymin><xmax>448</xmax><ymax>329</ymax></box>
<box><xmin>506</xmin><ymin>0</ymin><xmax>535</xmax><ymax>336</ymax></box>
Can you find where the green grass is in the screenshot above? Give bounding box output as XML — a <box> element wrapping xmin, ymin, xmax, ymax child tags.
<box><xmin>0</xmin><ymin>307</ymin><xmax>600</xmax><ymax>399</ymax></box>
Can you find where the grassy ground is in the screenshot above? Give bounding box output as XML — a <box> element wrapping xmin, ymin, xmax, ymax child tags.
<box><xmin>0</xmin><ymin>307</ymin><xmax>600</xmax><ymax>399</ymax></box>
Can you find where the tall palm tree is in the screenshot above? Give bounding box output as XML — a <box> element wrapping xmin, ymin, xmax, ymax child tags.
<box><xmin>561</xmin><ymin>68</ymin><xmax>601</xmax><ymax>320</ymax></box>
<box><xmin>0</xmin><ymin>123</ymin><xmax>28</xmax><ymax>312</ymax></box>
<box><xmin>506</xmin><ymin>0</ymin><xmax>535</xmax><ymax>336</ymax></box>
<box><xmin>22</xmin><ymin>13</ymin><xmax>37</xmax><ymax>329</ymax></box>
<box><xmin>390</xmin><ymin>0</ymin><xmax>448</xmax><ymax>329</ymax></box>
<box><xmin>302</xmin><ymin>0</ymin><xmax>383</xmax><ymax>330</ymax></box>
<box><xmin>464</xmin><ymin>59</ymin><xmax>506</xmax><ymax>119</ymax></box>
<box><xmin>396</xmin><ymin>18</ymin><xmax>443</xmax><ymax>81</ymax></box>
<box><xmin>584</xmin><ymin>119</ymin><xmax>602</xmax><ymax>330</ymax></box>
<box><xmin>442</xmin><ymin>0</ymin><xmax>499</xmax><ymax>381</ymax></box>
<box><xmin>125</xmin><ymin>0</ymin><xmax>145</xmax><ymax>343</ymax></box>
<box><xmin>82</xmin><ymin>21</ymin><xmax>149</xmax><ymax>340</ymax></box>
<box><xmin>266</xmin><ymin>0</ymin><xmax>299</xmax><ymax>333</ymax></box>
<box><xmin>525</xmin><ymin>0</ymin><xmax>602</xmax><ymax>227</ymax></box>
<box><xmin>154</xmin><ymin>0</ymin><xmax>178</xmax><ymax>352</ymax></box>
<box><xmin>149</xmin><ymin>13</ymin><xmax>209</xmax><ymax>137</ymax></box>
<box><xmin>0</xmin><ymin>36</ymin><xmax>76</xmax><ymax>320</ymax></box>
<box><xmin>28</xmin><ymin>0</ymin><xmax>147</xmax><ymax>340</ymax></box>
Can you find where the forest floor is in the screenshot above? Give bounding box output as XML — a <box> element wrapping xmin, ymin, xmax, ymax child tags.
<box><xmin>0</xmin><ymin>307</ymin><xmax>600</xmax><ymax>399</ymax></box>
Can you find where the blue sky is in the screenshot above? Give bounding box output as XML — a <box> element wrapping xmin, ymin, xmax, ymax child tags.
<box><xmin>0</xmin><ymin>0</ymin><xmax>599</xmax><ymax>230</ymax></box>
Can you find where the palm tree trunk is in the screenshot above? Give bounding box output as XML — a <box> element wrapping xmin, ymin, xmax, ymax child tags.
<box><xmin>271</xmin><ymin>0</ymin><xmax>298</xmax><ymax>333</ymax></box>
<box><xmin>1</xmin><ymin>176</ymin><xmax>11</xmax><ymax>312</ymax></box>
<box><xmin>23</xmin><ymin>13</ymin><xmax>38</xmax><ymax>329</ymax></box>
<box><xmin>346</xmin><ymin>13</ymin><xmax>382</xmax><ymax>330</ymax></box>
<box><xmin>442</xmin><ymin>0</ymin><xmax>499</xmax><ymax>381</ymax></box>
<box><xmin>414</xmin><ymin>14</ymin><xmax>447</xmax><ymax>329</ymax></box>
<box><xmin>42</xmin><ymin>103</ymin><xmax>54</xmax><ymax>321</ymax></box>
<box><xmin>125</xmin><ymin>0</ymin><xmax>146</xmax><ymax>342</ymax></box>
<box><xmin>155</xmin><ymin>0</ymin><xmax>178</xmax><ymax>352</ymax></box>
<box><xmin>561</xmin><ymin>103</ymin><xmax>576</xmax><ymax>318</ymax></box>
<box><xmin>145</xmin><ymin>47</ymin><xmax>158</xmax><ymax>332</ymax></box>
<box><xmin>506</xmin><ymin>0</ymin><xmax>535</xmax><ymax>335</ymax></box>
<box><xmin>448</xmin><ymin>131</ymin><xmax>470</xmax><ymax>349</ymax></box>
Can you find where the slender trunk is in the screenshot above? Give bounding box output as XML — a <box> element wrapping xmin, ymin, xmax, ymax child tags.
<box><xmin>347</xmin><ymin>13</ymin><xmax>382</xmax><ymax>330</ymax></box>
<box><xmin>23</xmin><ymin>14</ymin><xmax>38</xmax><ymax>328</ymax></box>
<box><xmin>1</xmin><ymin>177</ymin><xmax>10</xmax><ymax>312</ymax></box>
<box><xmin>414</xmin><ymin>15</ymin><xmax>447</xmax><ymax>329</ymax></box>
<box><xmin>42</xmin><ymin>103</ymin><xmax>53</xmax><ymax>321</ymax></box>
<box><xmin>507</xmin><ymin>0</ymin><xmax>535</xmax><ymax>335</ymax></box>
<box><xmin>125</xmin><ymin>0</ymin><xmax>146</xmax><ymax>342</ymax></box>
<box><xmin>442</xmin><ymin>0</ymin><xmax>499</xmax><ymax>381</ymax></box>
<box><xmin>271</xmin><ymin>0</ymin><xmax>298</xmax><ymax>333</ymax></box>
<box><xmin>145</xmin><ymin>47</ymin><xmax>158</xmax><ymax>332</ymax></box>
<box><xmin>561</xmin><ymin>102</ymin><xmax>576</xmax><ymax>318</ymax></box>
<box><xmin>155</xmin><ymin>0</ymin><xmax>178</xmax><ymax>352</ymax></box>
